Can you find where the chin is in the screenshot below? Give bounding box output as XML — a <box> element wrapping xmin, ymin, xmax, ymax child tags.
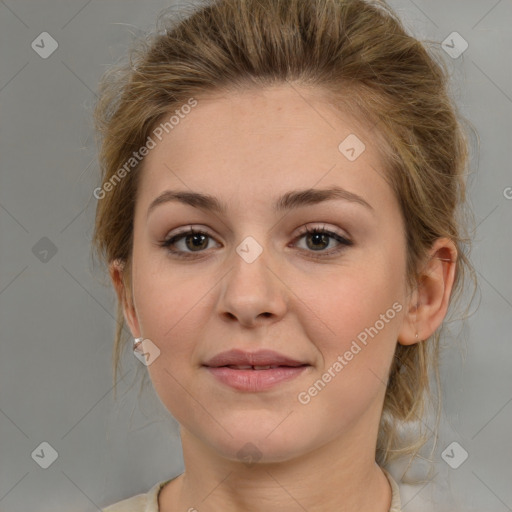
<box><xmin>198</xmin><ymin>415</ymin><xmax>316</xmax><ymax>465</ymax></box>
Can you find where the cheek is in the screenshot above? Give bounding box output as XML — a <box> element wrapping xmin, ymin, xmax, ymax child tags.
<box><xmin>133</xmin><ymin>268</ymin><xmax>208</xmax><ymax>425</ymax></box>
<box><xmin>298</xmin><ymin>252</ymin><xmax>404</xmax><ymax>378</ymax></box>
<box><xmin>130</xmin><ymin>249</ymin><xmax>220</xmax><ymax>396</ymax></box>
<box><xmin>305</xmin><ymin>262</ymin><xmax>402</xmax><ymax>334</ymax></box>
<box><xmin>296</xmin><ymin>270</ymin><xmax>403</xmax><ymax>425</ymax></box>
<box><xmin>132</xmin><ymin>236</ymin><xmax>205</xmax><ymax>332</ymax></box>
<box><xmin>133</xmin><ymin>270</ymin><xmax>205</xmax><ymax>355</ymax></box>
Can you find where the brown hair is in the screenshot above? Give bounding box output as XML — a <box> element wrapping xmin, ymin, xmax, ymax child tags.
<box><xmin>91</xmin><ymin>0</ymin><xmax>477</xmax><ymax>475</ymax></box>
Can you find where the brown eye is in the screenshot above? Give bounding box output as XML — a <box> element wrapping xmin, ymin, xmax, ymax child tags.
<box><xmin>305</xmin><ymin>231</ymin><xmax>330</xmax><ymax>251</ymax></box>
<box><xmin>183</xmin><ymin>232</ymin><xmax>209</xmax><ymax>251</ymax></box>
<box><xmin>160</xmin><ymin>228</ymin><xmax>219</xmax><ymax>257</ymax></box>
<box><xmin>294</xmin><ymin>224</ymin><xmax>353</xmax><ymax>258</ymax></box>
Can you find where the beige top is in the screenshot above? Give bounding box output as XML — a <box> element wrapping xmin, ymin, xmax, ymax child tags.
<box><xmin>102</xmin><ymin>468</ymin><xmax>402</xmax><ymax>511</ymax></box>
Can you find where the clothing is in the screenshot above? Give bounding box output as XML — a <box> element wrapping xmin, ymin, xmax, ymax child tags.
<box><xmin>102</xmin><ymin>468</ymin><xmax>402</xmax><ymax>511</ymax></box>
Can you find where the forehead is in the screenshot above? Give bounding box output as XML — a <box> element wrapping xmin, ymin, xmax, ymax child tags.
<box><xmin>137</xmin><ymin>85</ymin><xmax>393</xmax><ymax>212</ymax></box>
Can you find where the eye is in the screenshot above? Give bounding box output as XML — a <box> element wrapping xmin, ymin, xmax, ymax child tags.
<box><xmin>159</xmin><ymin>224</ymin><xmax>353</xmax><ymax>259</ymax></box>
<box><xmin>159</xmin><ymin>227</ymin><xmax>219</xmax><ymax>258</ymax></box>
<box><xmin>292</xmin><ymin>224</ymin><xmax>353</xmax><ymax>258</ymax></box>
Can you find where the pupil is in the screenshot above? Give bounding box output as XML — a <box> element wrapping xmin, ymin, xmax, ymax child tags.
<box><xmin>308</xmin><ymin>233</ymin><xmax>328</xmax><ymax>250</ymax></box>
<box><xmin>187</xmin><ymin>233</ymin><xmax>207</xmax><ymax>251</ymax></box>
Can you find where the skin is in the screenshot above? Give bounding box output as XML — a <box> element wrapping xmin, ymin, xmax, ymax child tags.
<box><xmin>110</xmin><ymin>84</ymin><xmax>457</xmax><ymax>512</ymax></box>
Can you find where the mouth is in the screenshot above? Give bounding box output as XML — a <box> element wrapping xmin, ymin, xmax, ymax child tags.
<box><xmin>203</xmin><ymin>348</ymin><xmax>309</xmax><ymax>368</ymax></box>
<box><xmin>203</xmin><ymin>363</ymin><xmax>310</xmax><ymax>392</ymax></box>
<box><xmin>202</xmin><ymin>349</ymin><xmax>311</xmax><ymax>392</ymax></box>
<box><xmin>218</xmin><ymin>364</ymin><xmax>308</xmax><ymax>370</ymax></box>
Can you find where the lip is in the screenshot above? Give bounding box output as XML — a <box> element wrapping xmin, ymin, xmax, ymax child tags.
<box><xmin>203</xmin><ymin>349</ymin><xmax>307</xmax><ymax>368</ymax></box>
<box><xmin>203</xmin><ymin>349</ymin><xmax>310</xmax><ymax>392</ymax></box>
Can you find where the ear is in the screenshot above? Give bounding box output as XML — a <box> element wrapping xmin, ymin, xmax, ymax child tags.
<box><xmin>109</xmin><ymin>259</ymin><xmax>141</xmax><ymax>339</ymax></box>
<box><xmin>397</xmin><ymin>237</ymin><xmax>457</xmax><ymax>345</ymax></box>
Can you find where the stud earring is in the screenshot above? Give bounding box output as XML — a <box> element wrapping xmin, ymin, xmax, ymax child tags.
<box><xmin>133</xmin><ymin>337</ymin><xmax>143</xmax><ymax>351</ymax></box>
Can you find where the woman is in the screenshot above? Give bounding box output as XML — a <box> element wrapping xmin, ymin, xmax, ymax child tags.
<box><xmin>92</xmin><ymin>0</ymin><xmax>476</xmax><ymax>510</ymax></box>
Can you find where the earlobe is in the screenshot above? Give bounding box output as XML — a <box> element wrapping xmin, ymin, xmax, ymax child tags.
<box><xmin>397</xmin><ymin>291</ymin><xmax>420</xmax><ymax>346</ymax></box>
<box><xmin>109</xmin><ymin>258</ymin><xmax>141</xmax><ymax>338</ymax></box>
<box><xmin>397</xmin><ymin>238</ymin><xmax>457</xmax><ymax>346</ymax></box>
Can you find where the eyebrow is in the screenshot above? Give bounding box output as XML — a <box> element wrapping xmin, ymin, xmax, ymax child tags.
<box><xmin>147</xmin><ymin>185</ymin><xmax>374</xmax><ymax>218</ymax></box>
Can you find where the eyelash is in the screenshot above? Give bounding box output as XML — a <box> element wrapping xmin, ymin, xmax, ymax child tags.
<box><xmin>159</xmin><ymin>224</ymin><xmax>353</xmax><ymax>260</ymax></box>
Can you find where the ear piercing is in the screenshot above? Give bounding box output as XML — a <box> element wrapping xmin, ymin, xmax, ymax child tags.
<box><xmin>133</xmin><ymin>337</ymin><xmax>143</xmax><ymax>351</ymax></box>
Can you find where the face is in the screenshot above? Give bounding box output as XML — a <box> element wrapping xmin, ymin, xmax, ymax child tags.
<box><xmin>124</xmin><ymin>85</ymin><xmax>410</xmax><ymax>463</ymax></box>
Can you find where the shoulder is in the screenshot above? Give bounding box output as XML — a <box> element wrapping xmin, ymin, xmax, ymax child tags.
<box><xmin>381</xmin><ymin>468</ymin><xmax>403</xmax><ymax>512</ymax></box>
<box><xmin>102</xmin><ymin>479</ymin><xmax>174</xmax><ymax>512</ymax></box>
<box><xmin>102</xmin><ymin>493</ymin><xmax>146</xmax><ymax>512</ymax></box>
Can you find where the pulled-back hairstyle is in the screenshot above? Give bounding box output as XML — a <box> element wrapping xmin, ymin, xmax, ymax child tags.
<box><xmin>91</xmin><ymin>0</ymin><xmax>477</xmax><ymax>475</ymax></box>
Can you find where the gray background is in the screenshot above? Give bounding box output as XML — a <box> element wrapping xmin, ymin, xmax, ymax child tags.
<box><xmin>0</xmin><ymin>0</ymin><xmax>511</xmax><ymax>511</ymax></box>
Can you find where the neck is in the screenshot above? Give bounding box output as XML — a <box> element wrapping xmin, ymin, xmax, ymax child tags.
<box><xmin>159</xmin><ymin>422</ymin><xmax>392</xmax><ymax>512</ymax></box>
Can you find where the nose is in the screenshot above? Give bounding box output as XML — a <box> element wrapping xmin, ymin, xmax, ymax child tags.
<box><xmin>216</xmin><ymin>242</ymin><xmax>288</xmax><ymax>328</ymax></box>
